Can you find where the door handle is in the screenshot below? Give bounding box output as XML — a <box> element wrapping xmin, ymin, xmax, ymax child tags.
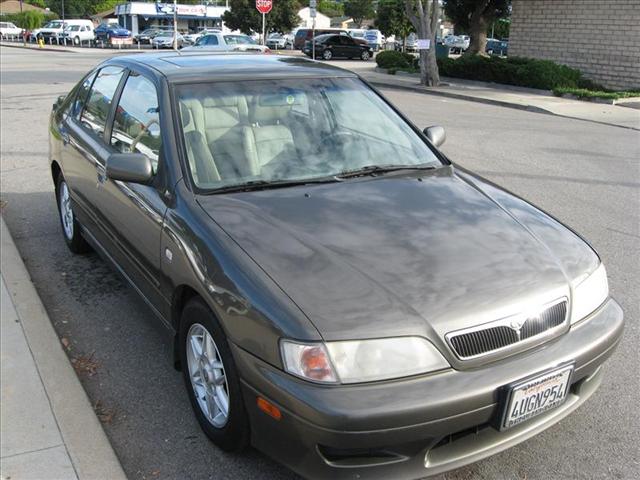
<box><xmin>96</xmin><ymin>164</ymin><xmax>107</xmax><ymax>184</ymax></box>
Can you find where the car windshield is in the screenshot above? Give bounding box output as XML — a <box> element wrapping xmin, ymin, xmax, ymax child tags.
<box><xmin>176</xmin><ymin>77</ymin><xmax>441</xmax><ymax>191</ymax></box>
<box><xmin>45</xmin><ymin>21</ymin><xmax>65</xmax><ymax>29</ymax></box>
<box><xmin>224</xmin><ymin>34</ymin><xmax>255</xmax><ymax>45</ymax></box>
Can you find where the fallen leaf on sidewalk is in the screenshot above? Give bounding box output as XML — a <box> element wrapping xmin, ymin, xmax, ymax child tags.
<box><xmin>94</xmin><ymin>400</ymin><xmax>116</xmax><ymax>424</ymax></box>
<box><xmin>61</xmin><ymin>337</ymin><xmax>70</xmax><ymax>350</ymax></box>
<box><xmin>71</xmin><ymin>352</ymin><xmax>99</xmax><ymax>376</ymax></box>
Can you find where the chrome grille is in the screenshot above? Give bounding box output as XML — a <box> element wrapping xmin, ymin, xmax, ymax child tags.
<box><xmin>447</xmin><ymin>299</ymin><xmax>568</xmax><ymax>360</ymax></box>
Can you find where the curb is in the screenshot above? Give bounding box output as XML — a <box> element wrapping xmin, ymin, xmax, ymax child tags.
<box><xmin>0</xmin><ymin>42</ymin><xmax>77</xmax><ymax>53</ymax></box>
<box><xmin>367</xmin><ymin>79</ymin><xmax>640</xmax><ymax>132</ymax></box>
<box><xmin>0</xmin><ymin>216</ymin><xmax>127</xmax><ymax>480</ymax></box>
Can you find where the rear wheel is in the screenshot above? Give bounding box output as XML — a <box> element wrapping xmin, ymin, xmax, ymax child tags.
<box><xmin>179</xmin><ymin>297</ymin><xmax>250</xmax><ymax>452</ymax></box>
<box><xmin>322</xmin><ymin>49</ymin><xmax>332</xmax><ymax>60</ymax></box>
<box><xmin>56</xmin><ymin>175</ymin><xmax>91</xmax><ymax>254</ymax></box>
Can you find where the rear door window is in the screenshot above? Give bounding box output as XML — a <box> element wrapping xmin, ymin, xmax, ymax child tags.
<box><xmin>80</xmin><ymin>66</ymin><xmax>125</xmax><ymax>138</ymax></box>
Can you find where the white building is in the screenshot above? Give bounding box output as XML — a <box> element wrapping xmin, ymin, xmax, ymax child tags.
<box><xmin>297</xmin><ymin>7</ymin><xmax>330</xmax><ymax>29</ymax></box>
<box><xmin>115</xmin><ymin>2</ymin><xmax>229</xmax><ymax>36</ymax></box>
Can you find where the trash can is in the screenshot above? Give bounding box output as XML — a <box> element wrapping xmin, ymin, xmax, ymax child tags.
<box><xmin>436</xmin><ymin>43</ymin><xmax>449</xmax><ymax>59</ymax></box>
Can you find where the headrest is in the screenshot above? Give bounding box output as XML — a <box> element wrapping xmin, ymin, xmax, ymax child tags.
<box><xmin>203</xmin><ymin>96</ymin><xmax>242</xmax><ymax>108</ymax></box>
<box><xmin>180</xmin><ymin>103</ymin><xmax>192</xmax><ymax>127</ymax></box>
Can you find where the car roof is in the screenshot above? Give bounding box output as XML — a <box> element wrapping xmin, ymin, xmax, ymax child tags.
<box><xmin>104</xmin><ymin>53</ymin><xmax>356</xmax><ymax>83</ymax></box>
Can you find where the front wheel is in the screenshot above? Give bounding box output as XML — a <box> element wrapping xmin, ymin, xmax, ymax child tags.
<box><xmin>322</xmin><ymin>49</ymin><xmax>332</xmax><ymax>60</ymax></box>
<box><xmin>73</xmin><ymin>36</ymin><xmax>80</xmax><ymax>45</ymax></box>
<box><xmin>179</xmin><ymin>297</ymin><xmax>250</xmax><ymax>452</ymax></box>
<box><xmin>56</xmin><ymin>175</ymin><xmax>91</xmax><ymax>253</ymax></box>
<box><xmin>360</xmin><ymin>50</ymin><xmax>371</xmax><ymax>61</ymax></box>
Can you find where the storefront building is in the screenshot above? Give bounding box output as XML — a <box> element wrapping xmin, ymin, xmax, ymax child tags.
<box><xmin>115</xmin><ymin>2</ymin><xmax>229</xmax><ymax>35</ymax></box>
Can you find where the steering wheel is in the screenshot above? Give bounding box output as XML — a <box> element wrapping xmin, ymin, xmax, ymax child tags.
<box><xmin>320</xmin><ymin>130</ymin><xmax>356</xmax><ymax>145</ymax></box>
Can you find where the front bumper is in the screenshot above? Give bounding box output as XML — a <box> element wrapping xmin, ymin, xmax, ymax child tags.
<box><xmin>233</xmin><ymin>298</ymin><xmax>623</xmax><ymax>479</ymax></box>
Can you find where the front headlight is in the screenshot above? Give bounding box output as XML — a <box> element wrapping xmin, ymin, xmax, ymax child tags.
<box><xmin>570</xmin><ymin>262</ymin><xmax>609</xmax><ymax>324</ymax></box>
<box><xmin>281</xmin><ymin>337</ymin><xmax>449</xmax><ymax>384</ymax></box>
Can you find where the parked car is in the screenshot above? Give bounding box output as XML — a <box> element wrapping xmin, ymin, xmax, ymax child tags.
<box><xmin>94</xmin><ymin>23</ymin><xmax>131</xmax><ymax>43</ymax></box>
<box><xmin>183</xmin><ymin>27</ymin><xmax>221</xmax><ymax>45</ymax></box>
<box><xmin>266</xmin><ymin>32</ymin><xmax>293</xmax><ymax>50</ymax></box>
<box><xmin>152</xmin><ymin>32</ymin><xmax>184</xmax><ymax>49</ymax></box>
<box><xmin>304</xmin><ymin>33</ymin><xmax>373</xmax><ymax>60</ymax></box>
<box><xmin>0</xmin><ymin>21</ymin><xmax>23</xmax><ymax>39</ymax></box>
<box><xmin>363</xmin><ymin>29</ymin><xmax>384</xmax><ymax>51</ymax></box>
<box><xmin>444</xmin><ymin>34</ymin><xmax>470</xmax><ymax>53</ymax></box>
<box><xmin>182</xmin><ymin>33</ymin><xmax>270</xmax><ymax>53</ymax></box>
<box><xmin>486</xmin><ymin>38</ymin><xmax>509</xmax><ymax>56</ymax></box>
<box><xmin>134</xmin><ymin>27</ymin><xmax>171</xmax><ymax>44</ymax></box>
<box><xmin>293</xmin><ymin>28</ymin><xmax>348</xmax><ymax>49</ymax></box>
<box><xmin>49</xmin><ymin>52</ymin><xmax>623</xmax><ymax>480</ymax></box>
<box><xmin>59</xmin><ymin>23</ymin><xmax>95</xmax><ymax>45</ymax></box>
<box><xmin>31</xmin><ymin>20</ymin><xmax>66</xmax><ymax>41</ymax></box>
<box><xmin>395</xmin><ymin>33</ymin><xmax>418</xmax><ymax>52</ymax></box>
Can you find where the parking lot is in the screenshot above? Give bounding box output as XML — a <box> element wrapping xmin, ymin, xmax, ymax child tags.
<box><xmin>0</xmin><ymin>46</ymin><xmax>638</xmax><ymax>479</ymax></box>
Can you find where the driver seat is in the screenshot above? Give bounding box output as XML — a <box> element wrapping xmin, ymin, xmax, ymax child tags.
<box><xmin>245</xmin><ymin>94</ymin><xmax>298</xmax><ymax>171</ymax></box>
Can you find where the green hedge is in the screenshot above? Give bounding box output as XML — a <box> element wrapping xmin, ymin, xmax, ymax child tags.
<box><xmin>436</xmin><ymin>55</ymin><xmax>588</xmax><ymax>90</ymax></box>
<box><xmin>375</xmin><ymin>50</ymin><xmax>417</xmax><ymax>70</ymax></box>
<box><xmin>2</xmin><ymin>11</ymin><xmax>58</xmax><ymax>30</ymax></box>
<box><xmin>552</xmin><ymin>86</ymin><xmax>640</xmax><ymax>100</ymax></box>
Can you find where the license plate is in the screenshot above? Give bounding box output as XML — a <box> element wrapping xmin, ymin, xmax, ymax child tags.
<box><xmin>501</xmin><ymin>364</ymin><xmax>573</xmax><ymax>430</ymax></box>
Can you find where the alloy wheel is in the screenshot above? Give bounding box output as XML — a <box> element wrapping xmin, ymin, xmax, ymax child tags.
<box><xmin>186</xmin><ymin>323</ymin><xmax>230</xmax><ymax>428</ymax></box>
<box><xmin>59</xmin><ymin>181</ymin><xmax>74</xmax><ymax>240</ymax></box>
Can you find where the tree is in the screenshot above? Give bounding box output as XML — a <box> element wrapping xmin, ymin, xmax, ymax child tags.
<box><xmin>376</xmin><ymin>0</ymin><xmax>413</xmax><ymax>51</ymax></box>
<box><xmin>222</xmin><ymin>0</ymin><xmax>301</xmax><ymax>36</ymax></box>
<box><xmin>344</xmin><ymin>0</ymin><xmax>374</xmax><ymax>28</ymax></box>
<box><xmin>45</xmin><ymin>0</ymin><xmax>93</xmax><ymax>18</ymax></box>
<box><xmin>404</xmin><ymin>0</ymin><xmax>440</xmax><ymax>86</ymax></box>
<box><xmin>318</xmin><ymin>0</ymin><xmax>344</xmax><ymax>18</ymax></box>
<box><xmin>443</xmin><ymin>0</ymin><xmax>510</xmax><ymax>55</ymax></box>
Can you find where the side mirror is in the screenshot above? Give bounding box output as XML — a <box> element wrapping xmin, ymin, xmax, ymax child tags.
<box><xmin>423</xmin><ymin>125</ymin><xmax>446</xmax><ymax>147</ymax></box>
<box><xmin>106</xmin><ymin>153</ymin><xmax>153</xmax><ymax>184</ymax></box>
<box><xmin>53</xmin><ymin>94</ymin><xmax>65</xmax><ymax>110</ymax></box>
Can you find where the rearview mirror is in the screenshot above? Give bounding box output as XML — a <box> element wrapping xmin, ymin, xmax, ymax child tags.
<box><xmin>106</xmin><ymin>153</ymin><xmax>153</xmax><ymax>184</ymax></box>
<box><xmin>53</xmin><ymin>94</ymin><xmax>65</xmax><ymax>110</ymax></box>
<box><xmin>423</xmin><ymin>125</ymin><xmax>446</xmax><ymax>147</ymax></box>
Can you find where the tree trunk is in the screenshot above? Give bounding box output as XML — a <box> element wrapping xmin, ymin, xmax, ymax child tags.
<box><xmin>406</xmin><ymin>0</ymin><xmax>440</xmax><ymax>86</ymax></box>
<box><xmin>467</xmin><ymin>2</ymin><xmax>491</xmax><ymax>56</ymax></box>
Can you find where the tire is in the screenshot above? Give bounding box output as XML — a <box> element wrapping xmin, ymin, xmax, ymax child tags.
<box><xmin>322</xmin><ymin>49</ymin><xmax>332</xmax><ymax>60</ymax></box>
<box><xmin>74</xmin><ymin>36</ymin><xmax>80</xmax><ymax>45</ymax></box>
<box><xmin>360</xmin><ymin>50</ymin><xmax>371</xmax><ymax>61</ymax></box>
<box><xmin>179</xmin><ymin>297</ymin><xmax>250</xmax><ymax>452</ymax></box>
<box><xmin>55</xmin><ymin>174</ymin><xmax>91</xmax><ymax>254</ymax></box>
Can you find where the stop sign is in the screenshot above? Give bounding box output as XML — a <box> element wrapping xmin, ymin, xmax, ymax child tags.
<box><xmin>255</xmin><ymin>0</ymin><xmax>272</xmax><ymax>14</ymax></box>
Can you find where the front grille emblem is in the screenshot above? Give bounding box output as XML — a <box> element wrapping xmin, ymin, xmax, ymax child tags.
<box><xmin>509</xmin><ymin>316</ymin><xmax>527</xmax><ymax>340</ymax></box>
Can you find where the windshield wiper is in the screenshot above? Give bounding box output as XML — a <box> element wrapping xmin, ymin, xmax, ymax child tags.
<box><xmin>205</xmin><ymin>176</ymin><xmax>341</xmax><ymax>194</ymax></box>
<box><xmin>336</xmin><ymin>164</ymin><xmax>438</xmax><ymax>179</ymax></box>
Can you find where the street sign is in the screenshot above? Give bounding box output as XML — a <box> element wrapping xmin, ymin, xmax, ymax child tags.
<box><xmin>309</xmin><ymin>0</ymin><xmax>317</xmax><ymax>7</ymax></box>
<box><xmin>255</xmin><ymin>0</ymin><xmax>272</xmax><ymax>14</ymax></box>
<box><xmin>310</xmin><ymin>7</ymin><xmax>317</xmax><ymax>18</ymax></box>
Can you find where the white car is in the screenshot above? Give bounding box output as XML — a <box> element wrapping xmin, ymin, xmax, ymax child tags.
<box><xmin>59</xmin><ymin>24</ymin><xmax>95</xmax><ymax>45</ymax></box>
<box><xmin>182</xmin><ymin>33</ymin><xmax>270</xmax><ymax>53</ymax></box>
<box><xmin>0</xmin><ymin>21</ymin><xmax>23</xmax><ymax>39</ymax></box>
<box><xmin>265</xmin><ymin>33</ymin><xmax>293</xmax><ymax>50</ymax></box>
<box><xmin>152</xmin><ymin>32</ymin><xmax>185</xmax><ymax>49</ymax></box>
<box><xmin>444</xmin><ymin>34</ymin><xmax>470</xmax><ymax>52</ymax></box>
<box><xmin>183</xmin><ymin>28</ymin><xmax>221</xmax><ymax>45</ymax></box>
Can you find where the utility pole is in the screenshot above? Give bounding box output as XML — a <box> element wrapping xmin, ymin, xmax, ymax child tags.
<box><xmin>62</xmin><ymin>0</ymin><xmax>65</xmax><ymax>22</ymax></box>
<box><xmin>173</xmin><ymin>0</ymin><xmax>178</xmax><ymax>50</ymax></box>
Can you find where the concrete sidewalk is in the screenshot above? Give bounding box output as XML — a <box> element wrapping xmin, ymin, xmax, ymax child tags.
<box><xmin>0</xmin><ymin>217</ymin><xmax>126</xmax><ymax>480</ymax></box>
<box><xmin>361</xmin><ymin>69</ymin><xmax>640</xmax><ymax>131</ymax></box>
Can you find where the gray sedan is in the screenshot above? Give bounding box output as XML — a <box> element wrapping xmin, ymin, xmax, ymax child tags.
<box><xmin>49</xmin><ymin>53</ymin><xmax>623</xmax><ymax>479</ymax></box>
<box><xmin>181</xmin><ymin>32</ymin><xmax>270</xmax><ymax>53</ymax></box>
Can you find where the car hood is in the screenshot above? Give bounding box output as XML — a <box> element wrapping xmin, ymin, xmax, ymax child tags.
<box><xmin>197</xmin><ymin>167</ymin><xmax>580</xmax><ymax>344</ymax></box>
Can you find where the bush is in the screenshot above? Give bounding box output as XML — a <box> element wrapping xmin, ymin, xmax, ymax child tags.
<box><xmin>552</xmin><ymin>87</ymin><xmax>640</xmax><ymax>100</ymax></box>
<box><xmin>2</xmin><ymin>11</ymin><xmax>58</xmax><ymax>30</ymax></box>
<box><xmin>436</xmin><ymin>55</ymin><xmax>586</xmax><ymax>90</ymax></box>
<box><xmin>376</xmin><ymin>50</ymin><xmax>417</xmax><ymax>71</ymax></box>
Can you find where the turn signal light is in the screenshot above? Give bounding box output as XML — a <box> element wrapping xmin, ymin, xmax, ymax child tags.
<box><xmin>257</xmin><ymin>397</ymin><xmax>281</xmax><ymax>420</ymax></box>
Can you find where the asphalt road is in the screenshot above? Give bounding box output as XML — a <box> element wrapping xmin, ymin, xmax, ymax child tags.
<box><xmin>1</xmin><ymin>46</ymin><xmax>638</xmax><ymax>480</ymax></box>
